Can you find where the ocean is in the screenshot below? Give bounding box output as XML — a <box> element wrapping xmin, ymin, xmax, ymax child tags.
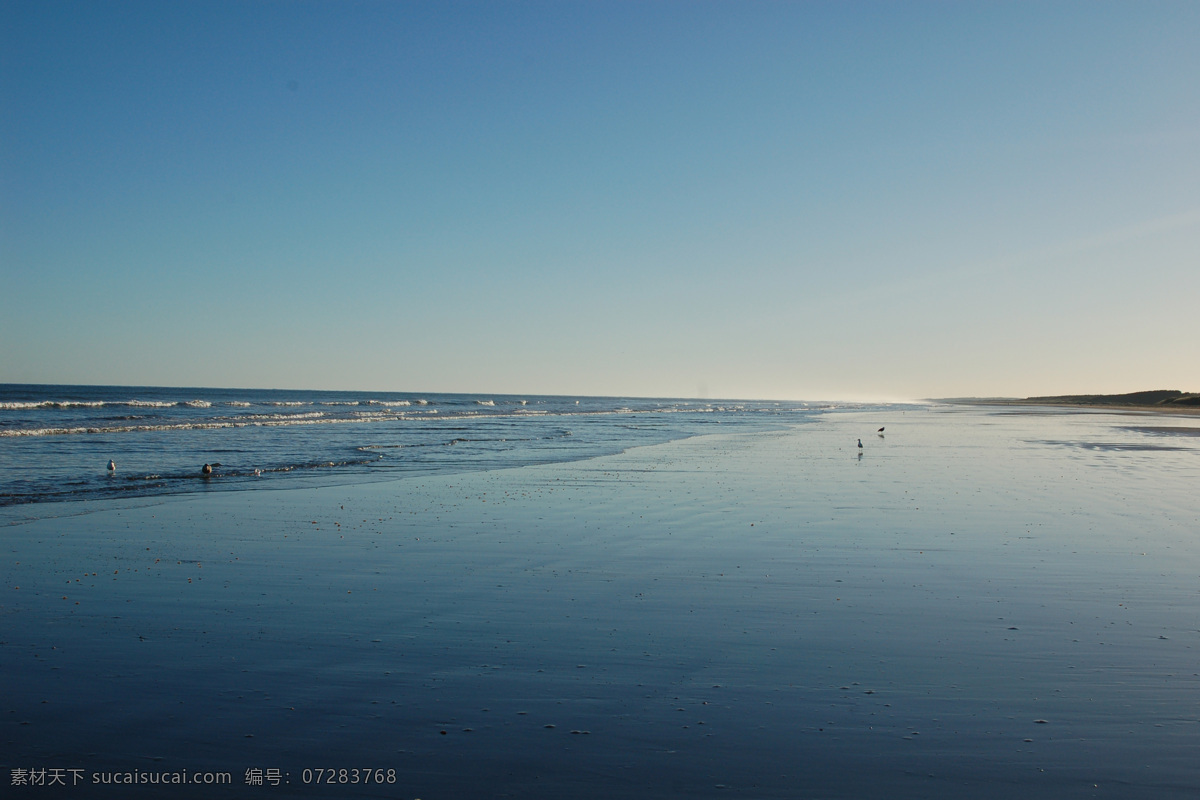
<box><xmin>0</xmin><ymin>384</ymin><xmax>856</xmax><ymax>516</ymax></box>
<box><xmin>4</xmin><ymin>389</ymin><xmax>1199</xmax><ymax>797</ymax></box>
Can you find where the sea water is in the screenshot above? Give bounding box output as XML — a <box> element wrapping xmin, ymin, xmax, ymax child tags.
<box><xmin>3</xmin><ymin>394</ymin><xmax>1198</xmax><ymax>798</ymax></box>
<box><xmin>0</xmin><ymin>384</ymin><xmax>848</xmax><ymax>517</ymax></box>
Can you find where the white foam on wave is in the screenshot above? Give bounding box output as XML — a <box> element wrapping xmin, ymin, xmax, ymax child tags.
<box><xmin>0</xmin><ymin>406</ymin><xmax>431</xmax><ymax>437</ymax></box>
<box><xmin>0</xmin><ymin>422</ymin><xmax>225</xmax><ymax>437</ymax></box>
<box><xmin>225</xmin><ymin>401</ymin><xmax>252</xmax><ymax>407</ymax></box>
<box><xmin>182</xmin><ymin>400</ymin><xmax>212</xmax><ymax>408</ymax></box>
<box><xmin>0</xmin><ymin>426</ymin><xmax>92</xmax><ymax>436</ymax></box>
<box><xmin>475</xmin><ymin>400</ymin><xmax>495</xmax><ymax>406</ymax></box>
<box><xmin>239</xmin><ymin>411</ymin><xmax>326</xmax><ymax>422</ymax></box>
<box><xmin>0</xmin><ymin>400</ymin><xmax>108</xmax><ymax>410</ymax></box>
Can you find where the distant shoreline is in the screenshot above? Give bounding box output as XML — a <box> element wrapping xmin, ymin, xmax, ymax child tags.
<box><xmin>940</xmin><ymin>390</ymin><xmax>1200</xmax><ymax>416</ymax></box>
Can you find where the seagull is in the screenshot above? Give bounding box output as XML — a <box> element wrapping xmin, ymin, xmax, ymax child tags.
<box><xmin>201</xmin><ymin>463</ymin><xmax>212</xmax><ymax>476</ymax></box>
<box><xmin>857</xmin><ymin>439</ymin><xmax>863</xmax><ymax>449</ymax></box>
<box><xmin>107</xmin><ymin>459</ymin><xmax>116</xmax><ymax>471</ymax></box>
<box><xmin>877</xmin><ymin>427</ymin><xmax>885</xmax><ymax>433</ymax></box>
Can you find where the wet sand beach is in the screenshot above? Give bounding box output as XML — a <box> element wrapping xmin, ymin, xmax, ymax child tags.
<box><xmin>4</xmin><ymin>406</ymin><xmax>1198</xmax><ymax>798</ymax></box>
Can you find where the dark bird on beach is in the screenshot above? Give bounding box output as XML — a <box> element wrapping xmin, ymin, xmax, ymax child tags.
<box><xmin>878</xmin><ymin>427</ymin><xmax>885</xmax><ymax>433</ymax></box>
<box><xmin>107</xmin><ymin>459</ymin><xmax>116</xmax><ymax>471</ymax></box>
<box><xmin>202</xmin><ymin>463</ymin><xmax>212</xmax><ymax>476</ymax></box>
<box><xmin>857</xmin><ymin>439</ymin><xmax>863</xmax><ymax>449</ymax></box>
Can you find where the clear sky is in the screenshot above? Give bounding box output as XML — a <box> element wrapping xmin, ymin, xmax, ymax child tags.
<box><xmin>2</xmin><ymin>1</ymin><xmax>1197</xmax><ymax>400</ymax></box>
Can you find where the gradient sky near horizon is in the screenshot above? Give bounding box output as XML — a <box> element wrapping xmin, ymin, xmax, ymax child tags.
<box><xmin>2</xmin><ymin>1</ymin><xmax>1198</xmax><ymax>401</ymax></box>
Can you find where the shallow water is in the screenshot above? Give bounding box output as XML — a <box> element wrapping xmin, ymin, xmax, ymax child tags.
<box><xmin>2</xmin><ymin>404</ymin><xmax>1197</xmax><ymax>797</ymax></box>
<box><xmin>0</xmin><ymin>384</ymin><xmax>828</xmax><ymax>512</ymax></box>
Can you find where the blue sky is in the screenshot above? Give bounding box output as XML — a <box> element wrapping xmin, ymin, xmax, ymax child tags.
<box><xmin>2</xmin><ymin>1</ymin><xmax>1197</xmax><ymax>400</ymax></box>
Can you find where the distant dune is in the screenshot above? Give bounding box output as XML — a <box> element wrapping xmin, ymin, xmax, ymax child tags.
<box><xmin>1024</xmin><ymin>390</ymin><xmax>1200</xmax><ymax>408</ymax></box>
<box><xmin>944</xmin><ymin>390</ymin><xmax>1200</xmax><ymax>412</ymax></box>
